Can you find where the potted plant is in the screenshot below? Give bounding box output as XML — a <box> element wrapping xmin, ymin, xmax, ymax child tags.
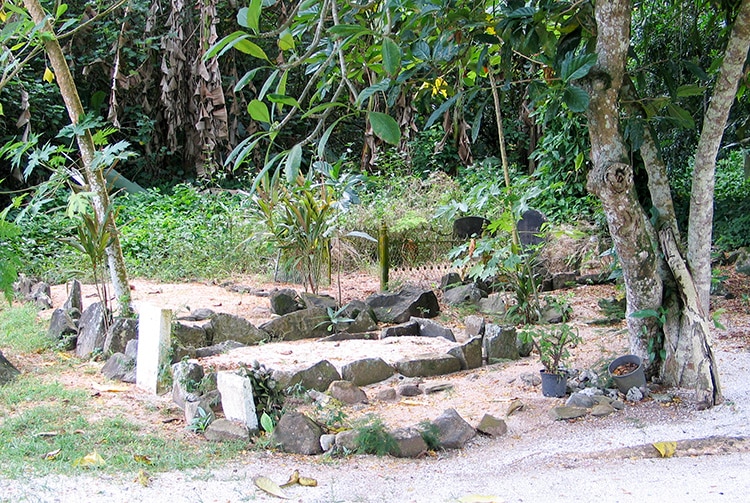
<box><xmin>520</xmin><ymin>323</ymin><xmax>581</xmax><ymax>397</ymax></box>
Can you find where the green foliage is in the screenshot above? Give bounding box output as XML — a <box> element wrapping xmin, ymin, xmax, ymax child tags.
<box><xmin>187</xmin><ymin>407</ymin><xmax>213</xmax><ymax>434</ymax></box>
<box><xmin>352</xmin><ymin>415</ymin><xmax>396</xmax><ymax>456</ymax></box>
<box><xmin>116</xmin><ymin>184</ymin><xmax>266</xmax><ymax>280</ymax></box>
<box><xmin>418</xmin><ymin>420</ymin><xmax>441</xmax><ymax>451</ymax></box>
<box><xmin>0</xmin><ymin>202</ymin><xmax>22</xmax><ymax>304</ymax></box>
<box><xmin>519</xmin><ymin>323</ymin><xmax>582</xmax><ymax>375</ymax></box>
<box><xmin>240</xmin><ymin>360</ymin><xmax>285</xmax><ymax>425</ymax></box>
<box><xmin>0</xmin><ymin>303</ymin><xmax>52</xmax><ymax>353</ymax></box>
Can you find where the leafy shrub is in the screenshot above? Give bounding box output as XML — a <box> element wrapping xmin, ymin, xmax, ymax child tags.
<box><xmin>353</xmin><ymin>415</ymin><xmax>397</xmax><ymax>456</ymax></box>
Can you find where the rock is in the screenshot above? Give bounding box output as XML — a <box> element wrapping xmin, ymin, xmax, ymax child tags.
<box><xmin>101</xmin><ymin>352</ymin><xmax>134</xmax><ymax>381</ymax></box>
<box><xmin>422</xmin><ymin>382</ymin><xmax>453</xmax><ymax>394</ymax></box>
<box><xmin>443</xmin><ymin>283</ymin><xmax>484</xmax><ymax>306</ymax></box>
<box><xmin>341</xmin><ymin>357</ymin><xmax>394</xmax><ymax>386</ymax></box>
<box><xmin>194</xmin><ymin>340</ymin><xmax>246</xmax><ymax>358</ymax></box>
<box><xmin>269</xmin><ymin>288</ymin><xmax>301</xmax><ymax>315</ymax></box>
<box><xmin>520</xmin><ymin>372</ymin><xmax>542</xmax><ymax>387</ymax></box>
<box><xmin>375</xmin><ymin>388</ymin><xmax>397</xmax><ymax>401</ymax></box>
<box><xmin>62</xmin><ymin>279</ymin><xmax>83</xmax><ymax>313</ymax></box>
<box><xmin>327</xmin><ymin>380</ymin><xmax>368</xmax><ymax>404</ymax></box>
<box><xmin>735</xmin><ymin>248</ymin><xmax>750</xmax><ymax>276</ymax></box>
<box><xmin>432</xmin><ymin>408</ymin><xmax>476</xmax><ymax>449</ymax></box>
<box><xmin>463</xmin><ymin>315</ymin><xmax>485</xmax><ymax>337</ymax></box>
<box><xmin>477</xmin><ymin>293</ymin><xmax>506</xmax><ymax>315</ymax></box>
<box><xmin>317</xmin><ymin>331</ymin><xmax>378</xmax><ymax>342</ymax></box>
<box><xmin>626</xmin><ymin>387</ymin><xmax>644</xmax><ymax>402</ymax></box>
<box><xmin>207</xmin><ymin>313</ymin><xmax>268</xmax><ymax>346</ymax></box>
<box><xmin>551</xmin><ymin>272</ymin><xmax>577</xmax><ymax>291</ymax></box>
<box><xmin>47</xmin><ymin>308</ymin><xmax>78</xmax><ymax>349</ymax></box>
<box><xmin>565</xmin><ymin>392</ymin><xmax>595</xmax><ymax>408</ymax></box>
<box><xmin>340</xmin><ymin>301</ymin><xmax>378</xmax><ymax>333</ymax></box>
<box><xmin>320</xmin><ymin>434</ymin><xmax>336</xmax><ymax>452</ymax></box>
<box><xmin>260</xmin><ymin>307</ymin><xmax>330</xmax><ymax>341</ymax></box>
<box><xmin>394</xmin><ymin>353</ymin><xmax>461</xmax><ymax>378</ymax></box>
<box><xmin>549</xmin><ymin>406</ymin><xmax>589</xmax><ymax>420</ymax></box>
<box><xmin>185</xmin><ymin>390</ymin><xmax>221</xmax><ymax>425</ymax></box>
<box><xmin>176</xmin><ymin>307</ymin><xmax>215</xmax><ymax>321</ymax></box>
<box><xmin>172</xmin><ymin>322</ymin><xmax>208</xmax><ymax>348</ymax></box>
<box><xmin>172</xmin><ymin>360</ymin><xmax>205</xmax><ymax>409</ymax></box>
<box><xmin>124</xmin><ymin>339</ymin><xmax>138</xmax><ymax>359</ymax></box>
<box><xmin>516</xmin><ymin>332</ymin><xmax>533</xmax><ymax>358</ymax></box>
<box><xmin>476</xmin><ymin>414</ymin><xmax>507</xmax><ymax>437</ymax></box>
<box><xmin>390</xmin><ymin>427</ymin><xmax>428</xmax><ymax>458</ymax></box>
<box><xmin>103</xmin><ymin>317</ymin><xmax>138</xmax><ymax>356</ymax></box>
<box><xmin>271</xmin><ymin>411</ymin><xmax>323</xmax><ymax>455</ymax></box>
<box><xmin>611</xmin><ymin>399</ymin><xmax>625</xmax><ymax>410</ymax></box>
<box><xmin>380</xmin><ymin>320</ymin><xmax>420</xmax><ymax>339</ymax></box>
<box><xmin>299</xmin><ymin>292</ymin><xmax>338</xmax><ymax>310</ymax></box>
<box><xmin>334</xmin><ymin>430</ymin><xmax>358</xmax><ymax>453</ymax></box>
<box><xmin>75</xmin><ymin>302</ymin><xmax>108</xmax><ymax>358</ymax></box>
<box><xmin>517</xmin><ymin>209</ymin><xmax>547</xmax><ymax>247</ymax></box>
<box><xmin>411</xmin><ymin>317</ymin><xmax>456</xmax><ymax>341</ymax></box>
<box><xmin>397</xmin><ymin>382</ymin><xmax>423</xmax><ymax>397</ymax></box>
<box><xmin>217</xmin><ymin>371</ymin><xmax>258</xmax><ymax>431</ymax></box>
<box><xmin>273</xmin><ymin>360</ymin><xmax>341</xmax><ymax>392</ymax></box>
<box><xmin>29</xmin><ymin>281</ymin><xmax>52</xmax><ymax>309</ymax></box>
<box><xmin>439</xmin><ymin>272</ymin><xmax>463</xmax><ymax>291</ymax></box>
<box><xmin>204</xmin><ymin>419</ymin><xmax>249</xmax><ymax>442</ymax></box>
<box><xmin>365</xmin><ymin>286</ymin><xmax>439</xmax><ymax>323</ymax></box>
<box><xmin>591</xmin><ymin>403</ymin><xmax>616</xmax><ymax>417</ymax></box>
<box><xmin>0</xmin><ymin>350</ymin><xmax>20</xmax><ymax>385</ymax></box>
<box><xmin>448</xmin><ymin>336</ymin><xmax>482</xmax><ymax>371</ymax></box>
<box><xmin>483</xmin><ymin>324</ymin><xmax>519</xmax><ymax>362</ymax></box>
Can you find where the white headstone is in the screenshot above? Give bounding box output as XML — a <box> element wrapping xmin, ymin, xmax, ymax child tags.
<box><xmin>136</xmin><ymin>306</ymin><xmax>172</xmax><ymax>394</ymax></box>
<box><xmin>217</xmin><ymin>371</ymin><xmax>258</xmax><ymax>431</ymax></box>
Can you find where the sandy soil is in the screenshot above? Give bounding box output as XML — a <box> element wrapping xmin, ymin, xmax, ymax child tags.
<box><xmin>4</xmin><ymin>269</ymin><xmax>749</xmax><ymax>502</ymax></box>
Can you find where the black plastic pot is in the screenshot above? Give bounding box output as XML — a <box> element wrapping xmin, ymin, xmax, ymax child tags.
<box><xmin>540</xmin><ymin>370</ymin><xmax>567</xmax><ymax>398</ymax></box>
<box><xmin>608</xmin><ymin>354</ymin><xmax>647</xmax><ymax>393</ymax></box>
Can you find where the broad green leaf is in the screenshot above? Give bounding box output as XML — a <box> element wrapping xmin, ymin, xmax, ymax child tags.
<box><xmin>268</xmin><ymin>94</ymin><xmax>300</xmax><ymax>108</ymax></box>
<box><xmin>260</xmin><ymin>412</ymin><xmax>275</xmax><ymax>433</ymax></box>
<box><xmin>425</xmin><ymin>94</ymin><xmax>459</xmax><ymax>129</ymax></box>
<box><xmin>652</xmin><ymin>441</ymin><xmax>677</xmax><ymax>458</ymax></box>
<box><xmin>629</xmin><ymin>309</ymin><xmax>660</xmax><ymax>319</ymax></box>
<box><xmin>55</xmin><ymin>4</ymin><xmax>68</xmax><ymax>18</ymax></box>
<box><xmin>234</xmin><ymin>39</ymin><xmax>269</xmax><ymax>61</ymax></box>
<box><xmin>676</xmin><ymin>84</ymin><xmax>704</xmax><ymax>97</ymax></box>
<box><xmin>301</xmin><ymin>102</ymin><xmax>345</xmax><ymax>119</ymax></box>
<box><xmin>574</xmin><ymin>151</ymin><xmax>584</xmax><ymax>171</ymax></box>
<box><xmin>258</xmin><ymin>69</ymin><xmax>279</xmax><ymax>101</ymax></box>
<box><xmin>560</xmin><ymin>52</ymin><xmax>597</xmax><ymax>82</ymax></box>
<box><xmin>369</xmin><ymin>112</ymin><xmax>400</xmax><ymax>146</ymax></box>
<box><xmin>277</xmin><ymin>69</ymin><xmax>288</xmax><ymax>96</ymax></box>
<box><xmin>328</xmin><ymin>24</ymin><xmax>371</xmax><ymax>37</ymax></box>
<box><xmin>238</xmin><ymin>0</ymin><xmax>262</xmax><ymax>33</ymax></box>
<box><xmin>412</xmin><ymin>40</ymin><xmax>431</xmax><ymax>60</ymax></box>
<box><xmin>278</xmin><ymin>31</ymin><xmax>294</xmax><ymax>51</ymax></box>
<box><xmin>285</xmin><ymin>144</ymin><xmax>302</xmax><ymax>183</ymax></box>
<box><xmin>355</xmin><ymin>78</ymin><xmax>391</xmax><ymax>107</ymax></box>
<box><xmin>247</xmin><ymin>100</ymin><xmax>270</xmax><ymax>123</ymax></box>
<box><xmin>234</xmin><ymin>68</ymin><xmax>261</xmax><ymax>92</ymax></box>
<box><xmin>665</xmin><ymin>103</ymin><xmax>695</xmax><ymax>129</ymax></box>
<box><xmin>562</xmin><ymin>85</ymin><xmax>589</xmax><ymax>112</ymax></box>
<box><xmin>381</xmin><ymin>37</ymin><xmax>401</xmax><ymax>76</ymax></box>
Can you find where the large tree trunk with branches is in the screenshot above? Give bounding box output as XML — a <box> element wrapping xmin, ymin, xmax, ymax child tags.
<box><xmin>24</xmin><ymin>0</ymin><xmax>132</xmax><ymax>316</ymax></box>
<box><xmin>584</xmin><ymin>0</ymin><xmax>750</xmax><ymax>407</ymax></box>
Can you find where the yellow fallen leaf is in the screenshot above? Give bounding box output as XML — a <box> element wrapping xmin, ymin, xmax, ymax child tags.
<box><xmin>73</xmin><ymin>451</ymin><xmax>105</xmax><ymax>467</ymax></box>
<box><xmin>653</xmin><ymin>441</ymin><xmax>677</xmax><ymax>458</ymax></box>
<box><xmin>253</xmin><ymin>476</ymin><xmax>291</xmax><ymax>499</ymax></box>
<box><xmin>280</xmin><ymin>470</ymin><xmax>299</xmax><ymax>488</ymax></box>
<box><xmin>133</xmin><ymin>454</ymin><xmax>153</xmax><ymax>465</ymax></box>
<box><xmin>298</xmin><ymin>476</ymin><xmax>317</xmax><ymax>487</ymax></box>
<box><xmin>43</xmin><ymin>67</ymin><xmax>55</xmax><ymax>83</ymax></box>
<box><xmin>401</xmin><ymin>399</ymin><xmax>428</xmax><ymax>406</ymax></box>
<box><xmin>42</xmin><ymin>448</ymin><xmax>61</xmax><ymax>460</ymax></box>
<box><xmin>93</xmin><ymin>383</ymin><xmax>130</xmax><ymax>393</ymax></box>
<box><xmin>136</xmin><ymin>469</ymin><xmax>151</xmax><ymax>487</ymax></box>
<box><xmin>458</xmin><ymin>495</ymin><xmax>505</xmax><ymax>503</ymax></box>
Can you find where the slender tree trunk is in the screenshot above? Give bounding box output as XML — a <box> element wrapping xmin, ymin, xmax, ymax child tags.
<box><xmin>687</xmin><ymin>0</ymin><xmax>750</xmax><ymax>313</ymax></box>
<box><xmin>24</xmin><ymin>0</ymin><xmax>132</xmax><ymax>315</ymax></box>
<box><xmin>584</xmin><ymin>0</ymin><xmax>663</xmax><ymax>369</ymax></box>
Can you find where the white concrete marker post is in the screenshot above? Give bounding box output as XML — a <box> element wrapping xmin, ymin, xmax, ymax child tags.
<box><xmin>217</xmin><ymin>371</ymin><xmax>259</xmax><ymax>432</ymax></box>
<box><xmin>136</xmin><ymin>306</ymin><xmax>172</xmax><ymax>394</ymax></box>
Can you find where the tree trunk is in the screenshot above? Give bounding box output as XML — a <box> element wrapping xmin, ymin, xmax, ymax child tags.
<box><xmin>584</xmin><ymin>0</ymin><xmax>663</xmax><ymax>369</ymax></box>
<box><xmin>24</xmin><ymin>0</ymin><xmax>132</xmax><ymax>315</ymax></box>
<box><xmin>687</xmin><ymin>0</ymin><xmax>750</xmax><ymax>313</ymax></box>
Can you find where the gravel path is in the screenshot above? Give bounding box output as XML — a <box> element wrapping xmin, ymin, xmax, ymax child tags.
<box><xmin>3</xmin><ymin>350</ymin><xmax>749</xmax><ymax>503</ymax></box>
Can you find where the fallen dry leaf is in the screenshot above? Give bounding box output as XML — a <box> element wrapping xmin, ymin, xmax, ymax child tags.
<box><xmin>653</xmin><ymin>441</ymin><xmax>677</xmax><ymax>458</ymax></box>
<box><xmin>458</xmin><ymin>495</ymin><xmax>505</xmax><ymax>503</ymax></box>
<box><xmin>92</xmin><ymin>383</ymin><xmax>130</xmax><ymax>393</ymax></box>
<box><xmin>253</xmin><ymin>476</ymin><xmax>291</xmax><ymax>499</ymax></box>
<box><xmin>133</xmin><ymin>454</ymin><xmax>153</xmax><ymax>465</ymax></box>
<box><xmin>73</xmin><ymin>451</ymin><xmax>105</xmax><ymax>467</ymax></box>
<box><xmin>135</xmin><ymin>469</ymin><xmax>151</xmax><ymax>487</ymax></box>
